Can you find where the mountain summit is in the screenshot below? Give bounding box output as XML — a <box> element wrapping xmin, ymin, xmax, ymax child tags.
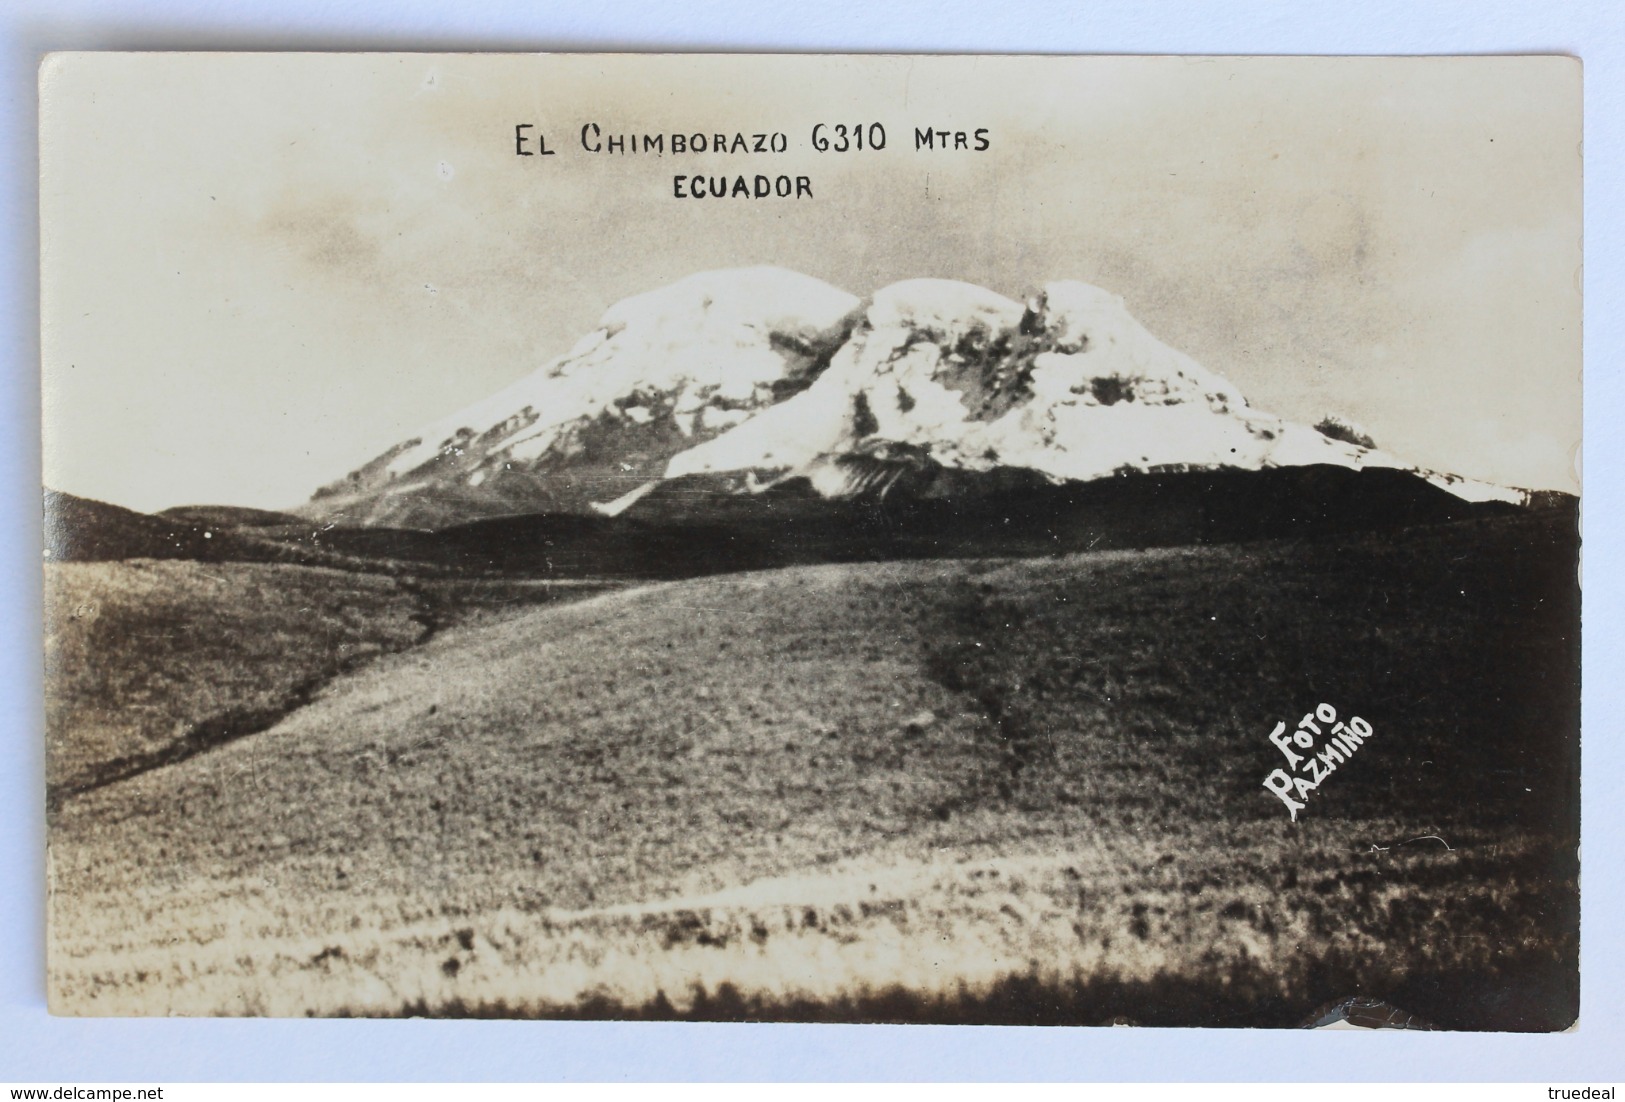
<box><xmin>306</xmin><ymin>268</ymin><xmax>1519</xmax><ymax>528</ymax></box>
<box><xmin>309</xmin><ymin>267</ymin><xmax>861</xmax><ymax>526</ymax></box>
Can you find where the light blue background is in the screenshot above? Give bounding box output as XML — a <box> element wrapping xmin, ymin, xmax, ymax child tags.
<box><xmin>4</xmin><ymin>0</ymin><xmax>1620</xmax><ymax>1082</ymax></box>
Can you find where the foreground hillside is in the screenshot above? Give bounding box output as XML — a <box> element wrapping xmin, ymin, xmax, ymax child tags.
<box><xmin>44</xmin><ymin>562</ymin><xmax>425</xmax><ymax>800</ymax></box>
<box><xmin>44</xmin><ymin>560</ymin><xmax>625</xmax><ymax>802</ymax></box>
<box><xmin>48</xmin><ymin>510</ymin><xmax>1578</xmax><ymax>1027</ymax></box>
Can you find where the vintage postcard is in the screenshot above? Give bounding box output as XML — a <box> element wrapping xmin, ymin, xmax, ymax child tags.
<box><xmin>39</xmin><ymin>53</ymin><xmax>1581</xmax><ymax>1026</ymax></box>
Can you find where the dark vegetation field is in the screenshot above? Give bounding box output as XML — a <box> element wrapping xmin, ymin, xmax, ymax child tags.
<box><xmin>45</xmin><ymin>496</ymin><xmax>1579</xmax><ymax>1028</ymax></box>
<box><xmin>43</xmin><ymin>562</ymin><xmax>426</xmax><ymax>801</ymax></box>
<box><xmin>48</xmin><ymin>463</ymin><xmax>1521</xmax><ymax>582</ymax></box>
<box><xmin>44</xmin><ymin>560</ymin><xmax>620</xmax><ymax>804</ymax></box>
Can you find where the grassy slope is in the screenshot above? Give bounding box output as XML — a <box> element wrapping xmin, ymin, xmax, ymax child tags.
<box><xmin>47</xmin><ymin>511</ymin><xmax>1578</xmax><ymax>1027</ymax></box>
<box><xmin>44</xmin><ymin>562</ymin><xmax>427</xmax><ymax>799</ymax></box>
<box><xmin>44</xmin><ymin>563</ymin><xmax>621</xmax><ymax>801</ymax></box>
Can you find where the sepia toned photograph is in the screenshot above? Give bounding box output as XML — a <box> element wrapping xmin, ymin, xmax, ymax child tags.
<box><xmin>39</xmin><ymin>52</ymin><xmax>1580</xmax><ymax>1027</ymax></box>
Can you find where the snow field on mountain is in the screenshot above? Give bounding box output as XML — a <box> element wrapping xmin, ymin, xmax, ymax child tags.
<box><xmin>333</xmin><ymin>267</ymin><xmax>1522</xmax><ymax>518</ymax></box>
<box><xmin>377</xmin><ymin>267</ymin><xmax>860</xmax><ymax>479</ymax></box>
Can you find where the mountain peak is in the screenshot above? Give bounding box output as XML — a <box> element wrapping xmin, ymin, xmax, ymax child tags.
<box><xmin>305</xmin><ymin>269</ymin><xmax>1523</xmax><ymax>528</ymax></box>
<box><xmin>598</xmin><ymin>265</ymin><xmax>860</xmax><ymax>342</ymax></box>
<box><xmin>307</xmin><ymin>267</ymin><xmax>860</xmax><ymax>526</ymax></box>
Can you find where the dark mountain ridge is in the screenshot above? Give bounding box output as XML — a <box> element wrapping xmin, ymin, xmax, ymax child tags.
<box><xmin>46</xmin><ymin>463</ymin><xmax>1561</xmax><ymax>582</ymax></box>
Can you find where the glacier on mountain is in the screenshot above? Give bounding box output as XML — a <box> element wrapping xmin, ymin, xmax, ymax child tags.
<box><xmin>659</xmin><ymin>276</ymin><xmax>1519</xmax><ymax>506</ymax></box>
<box><xmin>312</xmin><ymin>266</ymin><xmax>1522</xmax><ymax>525</ymax></box>
<box><xmin>377</xmin><ymin>266</ymin><xmax>860</xmax><ymax>479</ymax></box>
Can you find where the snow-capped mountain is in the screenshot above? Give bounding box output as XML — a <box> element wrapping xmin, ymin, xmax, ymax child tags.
<box><xmin>306</xmin><ymin>267</ymin><xmax>1521</xmax><ymax>528</ymax></box>
<box><xmin>308</xmin><ymin>267</ymin><xmax>861</xmax><ymax>526</ymax></box>
<box><xmin>643</xmin><ymin>277</ymin><xmax>1519</xmax><ymax>512</ymax></box>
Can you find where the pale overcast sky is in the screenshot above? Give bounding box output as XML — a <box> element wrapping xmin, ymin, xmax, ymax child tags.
<box><xmin>40</xmin><ymin>53</ymin><xmax>1580</xmax><ymax>511</ymax></box>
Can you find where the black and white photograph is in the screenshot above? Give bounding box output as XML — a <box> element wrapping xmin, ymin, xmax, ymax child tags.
<box><xmin>39</xmin><ymin>52</ymin><xmax>1581</xmax><ymax>1028</ymax></box>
